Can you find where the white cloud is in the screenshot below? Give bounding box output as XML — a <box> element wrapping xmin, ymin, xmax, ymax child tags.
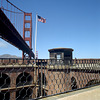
<box><xmin>0</xmin><ymin>40</ymin><xmax>8</xmax><ymax>48</ymax></box>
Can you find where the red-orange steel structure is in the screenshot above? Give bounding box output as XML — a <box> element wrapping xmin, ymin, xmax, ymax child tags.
<box><xmin>23</xmin><ymin>13</ymin><xmax>32</xmax><ymax>59</ymax></box>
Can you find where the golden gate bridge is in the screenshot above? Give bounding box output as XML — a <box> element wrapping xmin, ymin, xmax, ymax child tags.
<box><xmin>0</xmin><ymin>0</ymin><xmax>34</xmax><ymax>59</ymax></box>
<box><xmin>0</xmin><ymin>1</ymin><xmax>100</xmax><ymax>100</ymax></box>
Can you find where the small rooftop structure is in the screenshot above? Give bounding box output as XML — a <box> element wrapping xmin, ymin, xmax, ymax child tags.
<box><xmin>48</xmin><ymin>48</ymin><xmax>74</xmax><ymax>65</ymax></box>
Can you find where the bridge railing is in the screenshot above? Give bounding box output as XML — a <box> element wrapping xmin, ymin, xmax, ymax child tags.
<box><xmin>0</xmin><ymin>59</ymin><xmax>100</xmax><ymax>100</ymax></box>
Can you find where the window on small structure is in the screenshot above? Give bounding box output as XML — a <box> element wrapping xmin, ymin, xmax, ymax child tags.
<box><xmin>57</xmin><ymin>54</ymin><xmax>61</xmax><ymax>59</ymax></box>
<box><xmin>56</xmin><ymin>54</ymin><xmax>61</xmax><ymax>64</ymax></box>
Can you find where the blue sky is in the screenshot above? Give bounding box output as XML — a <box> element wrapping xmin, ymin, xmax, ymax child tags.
<box><xmin>0</xmin><ymin>0</ymin><xmax>100</xmax><ymax>59</ymax></box>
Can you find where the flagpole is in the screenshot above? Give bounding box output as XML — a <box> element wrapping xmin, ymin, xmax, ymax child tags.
<box><xmin>35</xmin><ymin>14</ymin><xmax>37</xmax><ymax>59</ymax></box>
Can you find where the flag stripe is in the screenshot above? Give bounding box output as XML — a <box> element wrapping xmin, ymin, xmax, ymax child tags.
<box><xmin>37</xmin><ymin>15</ymin><xmax>46</xmax><ymax>23</ymax></box>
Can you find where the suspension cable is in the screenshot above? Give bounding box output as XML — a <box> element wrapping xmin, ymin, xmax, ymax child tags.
<box><xmin>1</xmin><ymin>7</ymin><xmax>23</xmax><ymax>14</ymax></box>
<box><xmin>6</xmin><ymin>0</ymin><xmax>25</xmax><ymax>13</ymax></box>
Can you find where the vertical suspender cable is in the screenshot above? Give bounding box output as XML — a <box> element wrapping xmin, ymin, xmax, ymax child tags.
<box><xmin>1</xmin><ymin>0</ymin><xmax>3</xmax><ymax>8</ymax></box>
<box><xmin>10</xmin><ymin>5</ymin><xmax>12</xmax><ymax>20</ymax></box>
<box><xmin>16</xmin><ymin>9</ymin><xmax>17</xmax><ymax>29</ymax></box>
<box><xmin>19</xmin><ymin>14</ymin><xmax>21</xmax><ymax>35</ymax></box>
<box><xmin>5</xmin><ymin>2</ymin><xmax>7</xmax><ymax>16</ymax></box>
<box><xmin>14</xmin><ymin>7</ymin><xmax>15</xmax><ymax>26</ymax></box>
<box><xmin>7</xmin><ymin>2</ymin><xmax>8</xmax><ymax>16</ymax></box>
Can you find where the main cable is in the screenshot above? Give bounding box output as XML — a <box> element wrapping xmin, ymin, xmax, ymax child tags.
<box><xmin>6</xmin><ymin>0</ymin><xmax>25</xmax><ymax>13</ymax></box>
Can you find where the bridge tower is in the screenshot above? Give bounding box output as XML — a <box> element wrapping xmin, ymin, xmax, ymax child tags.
<box><xmin>23</xmin><ymin>13</ymin><xmax>32</xmax><ymax>59</ymax></box>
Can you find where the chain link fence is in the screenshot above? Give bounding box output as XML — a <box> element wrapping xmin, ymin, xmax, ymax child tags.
<box><xmin>0</xmin><ymin>58</ymin><xmax>100</xmax><ymax>100</ymax></box>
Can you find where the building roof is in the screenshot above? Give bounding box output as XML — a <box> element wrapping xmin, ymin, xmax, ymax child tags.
<box><xmin>48</xmin><ymin>48</ymin><xmax>74</xmax><ymax>52</ymax></box>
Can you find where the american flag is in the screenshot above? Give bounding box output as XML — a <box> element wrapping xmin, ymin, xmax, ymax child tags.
<box><xmin>37</xmin><ymin>15</ymin><xmax>46</xmax><ymax>23</ymax></box>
